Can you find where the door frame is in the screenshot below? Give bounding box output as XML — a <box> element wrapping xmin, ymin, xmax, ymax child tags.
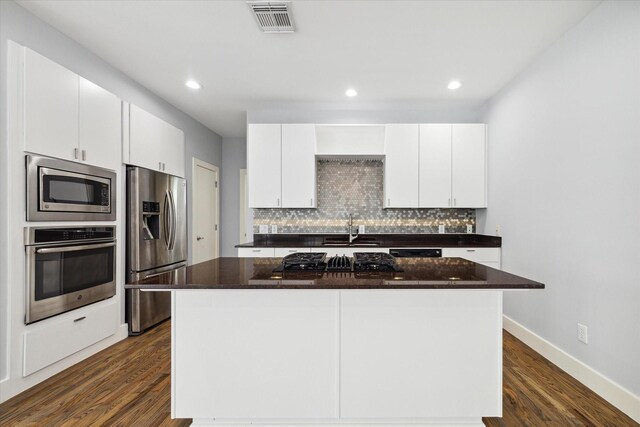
<box><xmin>191</xmin><ymin>157</ymin><xmax>219</xmax><ymax>263</ymax></box>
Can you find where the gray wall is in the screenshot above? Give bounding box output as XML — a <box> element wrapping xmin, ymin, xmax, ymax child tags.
<box><xmin>478</xmin><ymin>1</ymin><xmax>640</xmax><ymax>396</ymax></box>
<box><xmin>220</xmin><ymin>137</ymin><xmax>247</xmax><ymax>256</ymax></box>
<box><xmin>0</xmin><ymin>0</ymin><xmax>222</xmax><ymax>267</ymax></box>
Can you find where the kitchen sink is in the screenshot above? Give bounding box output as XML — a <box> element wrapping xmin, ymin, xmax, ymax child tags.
<box><xmin>322</xmin><ymin>242</ymin><xmax>380</xmax><ymax>247</ymax></box>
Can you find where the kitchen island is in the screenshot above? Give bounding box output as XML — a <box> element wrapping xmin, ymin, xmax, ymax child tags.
<box><xmin>127</xmin><ymin>257</ymin><xmax>543</xmax><ymax>427</ymax></box>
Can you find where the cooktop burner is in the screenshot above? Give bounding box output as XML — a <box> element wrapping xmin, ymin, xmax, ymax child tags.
<box><xmin>276</xmin><ymin>252</ymin><xmax>327</xmax><ymax>271</ymax></box>
<box><xmin>273</xmin><ymin>252</ymin><xmax>402</xmax><ymax>273</ymax></box>
<box><xmin>353</xmin><ymin>252</ymin><xmax>403</xmax><ymax>272</ymax></box>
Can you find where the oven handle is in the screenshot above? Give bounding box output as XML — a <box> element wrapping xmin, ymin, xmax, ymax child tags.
<box><xmin>35</xmin><ymin>241</ymin><xmax>116</xmax><ymax>254</ymax></box>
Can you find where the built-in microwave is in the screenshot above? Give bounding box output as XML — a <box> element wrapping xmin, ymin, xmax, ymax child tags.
<box><xmin>26</xmin><ymin>155</ymin><xmax>116</xmax><ymax>221</ymax></box>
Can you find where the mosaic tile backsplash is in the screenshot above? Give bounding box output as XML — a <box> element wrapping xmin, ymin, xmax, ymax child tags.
<box><xmin>253</xmin><ymin>159</ymin><xmax>475</xmax><ymax>234</ymax></box>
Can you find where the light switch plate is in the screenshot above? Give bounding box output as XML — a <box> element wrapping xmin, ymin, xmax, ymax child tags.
<box><xmin>438</xmin><ymin>224</ymin><xmax>445</xmax><ymax>234</ymax></box>
<box><xmin>358</xmin><ymin>225</ymin><xmax>365</xmax><ymax>234</ymax></box>
<box><xmin>258</xmin><ymin>225</ymin><xmax>268</xmax><ymax>234</ymax></box>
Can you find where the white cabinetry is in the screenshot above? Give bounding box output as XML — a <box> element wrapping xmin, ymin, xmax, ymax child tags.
<box><xmin>23</xmin><ymin>48</ymin><xmax>122</xmax><ymax>170</ymax></box>
<box><xmin>78</xmin><ymin>78</ymin><xmax>122</xmax><ymax>170</ymax></box>
<box><xmin>340</xmin><ymin>291</ymin><xmax>501</xmax><ymax>418</ymax></box>
<box><xmin>129</xmin><ymin>104</ymin><xmax>185</xmax><ymax>177</ymax></box>
<box><xmin>282</xmin><ymin>124</ymin><xmax>316</xmax><ymax>208</ymax></box>
<box><xmin>248</xmin><ymin>124</ymin><xmax>316</xmax><ymax>208</ymax></box>
<box><xmin>419</xmin><ymin>124</ymin><xmax>486</xmax><ymax>208</ymax></box>
<box><xmin>442</xmin><ymin>247</ymin><xmax>501</xmax><ymax>269</ymax></box>
<box><xmin>274</xmin><ymin>247</ymin><xmax>312</xmax><ymax>257</ymax></box>
<box><xmin>174</xmin><ymin>291</ymin><xmax>339</xmax><ymax>419</ymax></box>
<box><xmin>247</xmin><ymin>124</ymin><xmax>281</xmax><ymax>208</ymax></box>
<box><xmin>237</xmin><ymin>247</ymin><xmax>275</xmax><ymax>257</ymax></box>
<box><xmin>384</xmin><ymin>124</ymin><xmax>419</xmax><ymax>208</ymax></box>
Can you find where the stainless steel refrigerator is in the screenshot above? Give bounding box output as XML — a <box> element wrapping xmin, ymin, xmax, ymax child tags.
<box><xmin>126</xmin><ymin>166</ymin><xmax>187</xmax><ymax>335</ymax></box>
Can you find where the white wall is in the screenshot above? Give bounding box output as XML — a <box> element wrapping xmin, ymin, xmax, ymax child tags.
<box><xmin>477</xmin><ymin>0</ymin><xmax>640</xmax><ymax>398</ymax></box>
<box><xmin>0</xmin><ymin>0</ymin><xmax>221</xmax><ymax>399</ymax></box>
<box><xmin>220</xmin><ymin>137</ymin><xmax>247</xmax><ymax>256</ymax></box>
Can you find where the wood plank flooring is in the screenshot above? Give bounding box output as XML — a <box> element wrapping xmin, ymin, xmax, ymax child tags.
<box><xmin>0</xmin><ymin>320</ymin><xmax>636</xmax><ymax>426</ymax></box>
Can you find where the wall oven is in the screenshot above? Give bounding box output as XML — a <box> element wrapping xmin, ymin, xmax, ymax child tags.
<box><xmin>26</xmin><ymin>155</ymin><xmax>116</xmax><ymax>221</ymax></box>
<box><xmin>25</xmin><ymin>226</ymin><xmax>117</xmax><ymax>324</ymax></box>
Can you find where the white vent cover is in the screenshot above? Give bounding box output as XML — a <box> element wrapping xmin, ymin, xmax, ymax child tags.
<box><xmin>248</xmin><ymin>1</ymin><xmax>295</xmax><ymax>33</ymax></box>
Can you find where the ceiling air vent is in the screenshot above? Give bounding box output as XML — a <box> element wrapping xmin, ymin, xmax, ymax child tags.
<box><xmin>248</xmin><ymin>1</ymin><xmax>295</xmax><ymax>33</ymax></box>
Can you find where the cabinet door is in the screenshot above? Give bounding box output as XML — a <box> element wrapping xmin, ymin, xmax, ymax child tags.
<box><xmin>78</xmin><ymin>78</ymin><xmax>122</xmax><ymax>171</ymax></box>
<box><xmin>281</xmin><ymin>124</ymin><xmax>316</xmax><ymax>208</ymax></box>
<box><xmin>24</xmin><ymin>48</ymin><xmax>79</xmax><ymax>161</ymax></box>
<box><xmin>237</xmin><ymin>248</ymin><xmax>275</xmax><ymax>258</ymax></box>
<box><xmin>248</xmin><ymin>124</ymin><xmax>281</xmax><ymax>208</ymax></box>
<box><xmin>130</xmin><ymin>104</ymin><xmax>185</xmax><ymax>177</ymax></box>
<box><xmin>452</xmin><ymin>124</ymin><xmax>486</xmax><ymax>208</ymax></box>
<box><xmin>384</xmin><ymin>124</ymin><xmax>419</xmax><ymax>208</ymax></box>
<box><xmin>419</xmin><ymin>124</ymin><xmax>452</xmax><ymax>207</ymax></box>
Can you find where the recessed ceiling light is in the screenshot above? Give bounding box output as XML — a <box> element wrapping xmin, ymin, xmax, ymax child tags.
<box><xmin>186</xmin><ymin>80</ymin><xmax>202</xmax><ymax>89</ymax></box>
<box><xmin>345</xmin><ymin>88</ymin><xmax>358</xmax><ymax>97</ymax></box>
<box><xmin>447</xmin><ymin>80</ymin><xmax>461</xmax><ymax>90</ymax></box>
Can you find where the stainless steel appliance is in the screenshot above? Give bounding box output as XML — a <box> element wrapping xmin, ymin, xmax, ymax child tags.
<box><xmin>26</xmin><ymin>155</ymin><xmax>116</xmax><ymax>221</ymax></box>
<box><xmin>126</xmin><ymin>166</ymin><xmax>186</xmax><ymax>335</ymax></box>
<box><xmin>25</xmin><ymin>226</ymin><xmax>117</xmax><ymax>324</ymax></box>
<box><xmin>273</xmin><ymin>252</ymin><xmax>403</xmax><ymax>272</ymax></box>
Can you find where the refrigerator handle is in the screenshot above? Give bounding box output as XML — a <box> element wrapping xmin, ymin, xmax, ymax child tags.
<box><xmin>163</xmin><ymin>191</ymin><xmax>171</xmax><ymax>250</ymax></box>
<box><xmin>168</xmin><ymin>189</ymin><xmax>177</xmax><ymax>250</ymax></box>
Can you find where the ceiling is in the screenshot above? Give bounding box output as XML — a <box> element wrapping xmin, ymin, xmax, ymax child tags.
<box><xmin>17</xmin><ymin>0</ymin><xmax>600</xmax><ymax>138</ymax></box>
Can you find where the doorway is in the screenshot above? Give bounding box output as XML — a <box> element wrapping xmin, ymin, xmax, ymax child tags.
<box><xmin>192</xmin><ymin>158</ymin><xmax>219</xmax><ymax>263</ymax></box>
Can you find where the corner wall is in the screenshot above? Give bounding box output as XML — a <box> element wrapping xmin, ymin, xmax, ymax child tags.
<box><xmin>478</xmin><ymin>0</ymin><xmax>640</xmax><ymax>404</ymax></box>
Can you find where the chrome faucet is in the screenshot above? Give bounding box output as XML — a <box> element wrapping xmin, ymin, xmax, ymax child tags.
<box><xmin>347</xmin><ymin>214</ymin><xmax>359</xmax><ymax>243</ymax></box>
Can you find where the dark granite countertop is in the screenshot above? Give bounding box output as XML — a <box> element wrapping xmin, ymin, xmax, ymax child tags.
<box><xmin>235</xmin><ymin>233</ymin><xmax>501</xmax><ymax>248</ymax></box>
<box><xmin>125</xmin><ymin>257</ymin><xmax>543</xmax><ymax>290</ymax></box>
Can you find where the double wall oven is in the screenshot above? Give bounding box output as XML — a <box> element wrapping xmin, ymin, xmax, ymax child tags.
<box><xmin>25</xmin><ymin>155</ymin><xmax>118</xmax><ymax>324</ymax></box>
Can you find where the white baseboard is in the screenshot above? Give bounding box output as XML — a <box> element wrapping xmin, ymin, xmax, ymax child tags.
<box><xmin>503</xmin><ymin>315</ymin><xmax>640</xmax><ymax>423</ymax></box>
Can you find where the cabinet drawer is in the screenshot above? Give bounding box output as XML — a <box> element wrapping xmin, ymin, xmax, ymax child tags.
<box><xmin>274</xmin><ymin>248</ymin><xmax>311</xmax><ymax>257</ymax></box>
<box><xmin>237</xmin><ymin>248</ymin><xmax>276</xmax><ymax>258</ymax></box>
<box><xmin>23</xmin><ymin>299</ymin><xmax>118</xmax><ymax>376</ymax></box>
<box><xmin>442</xmin><ymin>248</ymin><xmax>501</xmax><ymax>263</ymax></box>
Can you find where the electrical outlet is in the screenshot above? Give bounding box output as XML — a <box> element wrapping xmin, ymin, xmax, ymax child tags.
<box><xmin>258</xmin><ymin>225</ymin><xmax>268</xmax><ymax>234</ymax></box>
<box><xmin>577</xmin><ymin>323</ymin><xmax>588</xmax><ymax>344</ymax></box>
<box><xmin>466</xmin><ymin>225</ymin><xmax>473</xmax><ymax>234</ymax></box>
<box><xmin>271</xmin><ymin>225</ymin><xmax>278</xmax><ymax>234</ymax></box>
<box><xmin>358</xmin><ymin>224</ymin><xmax>365</xmax><ymax>234</ymax></box>
<box><xmin>495</xmin><ymin>224</ymin><xmax>501</xmax><ymax>236</ymax></box>
<box><xmin>438</xmin><ymin>224</ymin><xmax>445</xmax><ymax>234</ymax></box>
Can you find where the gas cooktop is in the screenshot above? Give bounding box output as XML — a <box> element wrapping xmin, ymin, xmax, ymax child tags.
<box><xmin>273</xmin><ymin>252</ymin><xmax>403</xmax><ymax>273</ymax></box>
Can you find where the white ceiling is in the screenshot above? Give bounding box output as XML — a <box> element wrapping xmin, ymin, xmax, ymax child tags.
<box><xmin>17</xmin><ymin>0</ymin><xmax>600</xmax><ymax>137</ymax></box>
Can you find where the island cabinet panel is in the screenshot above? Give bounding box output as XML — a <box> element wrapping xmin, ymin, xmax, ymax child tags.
<box><xmin>339</xmin><ymin>291</ymin><xmax>502</xmax><ymax>419</ymax></box>
<box><xmin>173</xmin><ymin>290</ymin><xmax>339</xmax><ymax>419</ymax></box>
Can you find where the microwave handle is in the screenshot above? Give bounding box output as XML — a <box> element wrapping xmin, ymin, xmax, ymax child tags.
<box><xmin>36</xmin><ymin>241</ymin><xmax>116</xmax><ymax>254</ymax></box>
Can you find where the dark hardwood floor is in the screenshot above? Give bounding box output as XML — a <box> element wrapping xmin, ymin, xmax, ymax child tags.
<box><xmin>0</xmin><ymin>320</ymin><xmax>636</xmax><ymax>426</ymax></box>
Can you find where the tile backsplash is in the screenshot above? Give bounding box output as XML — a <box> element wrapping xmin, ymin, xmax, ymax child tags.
<box><xmin>253</xmin><ymin>159</ymin><xmax>475</xmax><ymax>234</ymax></box>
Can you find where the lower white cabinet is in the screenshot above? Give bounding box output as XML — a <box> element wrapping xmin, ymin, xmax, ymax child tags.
<box><xmin>274</xmin><ymin>247</ymin><xmax>312</xmax><ymax>257</ymax></box>
<box><xmin>340</xmin><ymin>291</ymin><xmax>502</xmax><ymax>418</ymax></box>
<box><xmin>237</xmin><ymin>247</ymin><xmax>275</xmax><ymax>257</ymax></box>
<box><xmin>442</xmin><ymin>247</ymin><xmax>501</xmax><ymax>269</ymax></box>
<box><xmin>174</xmin><ymin>291</ymin><xmax>339</xmax><ymax>419</ymax></box>
<box><xmin>23</xmin><ymin>300</ymin><xmax>118</xmax><ymax>376</ymax></box>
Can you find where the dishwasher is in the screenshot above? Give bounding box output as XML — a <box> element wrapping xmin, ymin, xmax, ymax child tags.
<box><xmin>389</xmin><ymin>248</ymin><xmax>442</xmax><ymax>258</ymax></box>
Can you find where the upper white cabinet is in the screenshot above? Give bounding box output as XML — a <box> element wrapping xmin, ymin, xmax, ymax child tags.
<box><xmin>78</xmin><ymin>78</ymin><xmax>122</xmax><ymax>170</ymax></box>
<box><xmin>451</xmin><ymin>124</ymin><xmax>487</xmax><ymax>208</ymax></box>
<box><xmin>248</xmin><ymin>124</ymin><xmax>316</xmax><ymax>208</ymax></box>
<box><xmin>248</xmin><ymin>124</ymin><xmax>282</xmax><ymax>208</ymax></box>
<box><xmin>384</xmin><ymin>124</ymin><xmax>419</xmax><ymax>208</ymax></box>
<box><xmin>129</xmin><ymin>104</ymin><xmax>185</xmax><ymax>177</ymax></box>
<box><xmin>419</xmin><ymin>124</ymin><xmax>486</xmax><ymax>208</ymax></box>
<box><xmin>419</xmin><ymin>124</ymin><xmax>453</xmax><ymax>207</ymax></box>
<box><xmin>282</xmin><ymin>124</ymin><xmax>316</xmax><ymax>208</ymax></box>
<box><xmin>23</xmin><ymin>48</ymin><xmax>122</xmax><ymax>170</ymax></box>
